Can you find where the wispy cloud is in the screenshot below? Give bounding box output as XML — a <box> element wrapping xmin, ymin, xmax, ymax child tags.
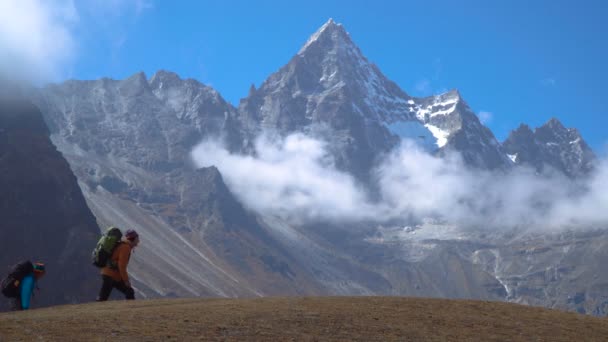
<box><xmin>191</xmin><ymin>133</ymin><xmax>608</xmax><ymax>231</ymax></box>
<box><xmin>85</xmin><ymin>0</ymin><xmax>154</xmax><ymax>17</ymax></box>
<box><xmin>415</xmin><ymin>79</ymin><xmax>432</xmax><ymax>94</ymax></box>
<box><xmin>135</xmin><ymin>0</ymin><xmax>155</xmax><ymax>16</ymax></box>
<box><xmin>478</xmin><ymin>111</ymin><xmax>493</xmax><ymax>124</ymax></box>
<box><xmin>540</xmin><ymin>78</ymin><xmax>557</xmax><ymax>87</ymax></box>
<box><xmin>432</xmin><ymin>58</ymin><xmax>442</xmax><ymax>81</ymax></box>
<box><xmin>413</xmin><ymin>58</ymin><xmax>446</xmax><ymax>96</ymax></box>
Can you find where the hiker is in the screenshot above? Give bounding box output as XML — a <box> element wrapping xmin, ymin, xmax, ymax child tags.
<box><xmin>1</xmin><ymin>261</ymin><xmax>46</xmax><ymax>311</ymax></box>
<box><xmin>96</xmin><ymin>229</ymin><xmax>140</xmax><ymax>301</ymax></box>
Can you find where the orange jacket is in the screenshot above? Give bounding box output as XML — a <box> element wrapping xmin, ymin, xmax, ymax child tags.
<box><xmin>101</xmin><ymin>242</ymin><xmax>132</xmax><ymax>283</ymax></box>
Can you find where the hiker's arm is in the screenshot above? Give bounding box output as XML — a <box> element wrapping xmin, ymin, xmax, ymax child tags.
<box><xmin>118</xmin><ymin>246</ymin><xmax>130</xmax><ymax>286</ymax></box>
<box><xmin>20</xmin><ymin>275</ymin><xmax>34</xmax><ymax>310</ymax></box>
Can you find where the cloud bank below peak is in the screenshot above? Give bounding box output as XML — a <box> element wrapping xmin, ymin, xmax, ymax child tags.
<box><xmin>191</xmin><ymin>133</ymin><xmax>608</xmax><ymax>231</ymax></box>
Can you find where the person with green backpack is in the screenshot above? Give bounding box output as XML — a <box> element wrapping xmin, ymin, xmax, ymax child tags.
<box><xmin>93</xmin><ymin>228</ymin><xmax>140</xmax><ymax>301</ymax></box>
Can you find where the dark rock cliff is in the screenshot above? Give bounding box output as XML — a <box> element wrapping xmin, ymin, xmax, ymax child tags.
<box><xmin>0</xmin><ymin>96</ymin><xmax>99</xmax><ymax>310</ymax></box>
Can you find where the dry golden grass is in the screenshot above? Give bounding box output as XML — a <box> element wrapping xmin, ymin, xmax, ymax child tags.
<box><xmin>1</xmin><ymin>297</ymin><xmax>607</xmax><ymax>341</ymax></box>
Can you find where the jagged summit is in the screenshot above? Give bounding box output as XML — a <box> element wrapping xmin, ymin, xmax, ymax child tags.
<box><xmin>444</xmin><ymin>88</ymin><xmax>462</xmax><ymax>98</ymax></box>
<box><xmin>238</xmin><ymin>18</ymin><xmax>419</xmax><ymax>178</ymax></box>
<box><xmin>505</xmin><ymin>124</ymin><xmax>535</xmax><ymax>141</ymax></box>
<box><xmin>503</xmin><ymin>117</ymin><xmax>595</xmax><ymax>177</ymax></box>
<box><xmin>118</xmin><ymin>71</ymin><xmax>150</xmax><ymax>95</ymax></box>
<box><xmin>127</xmin><ymin>71</ymin><xmax>147</xmax><ymax>82</ymax></box>
<box><xmin>298</xmin><ymin>18</ymin><xmax>352</xmax><ymax>55</ymax></box>
<box><xmin>543</xmin><ymin>117</ymin><xmax>567</xmax><ymax>131</ymax></box>
<box><xmin>149</xmin><ymin>69</ymin><xmax>182</xmax><ymax>87</ymax></box>
<box><xmin>294</xmin><ymin>18</ymin><xmax>368</xmax><ymax>79</ymax></box>
<box><xmin>239</xmin><ymin>19</ymin><xmax>513</xmax><ymax>172</ymax></box>
<box><xmin>412</xmin><ymin>89</ymin><xmax>463</xmax><ymax>125</ymax></box>
<box><xmin>536</xmin><ymin>117</ymin><xmax>581</xmax><ymax>143</ymax></box>
<box><xmin>514</xmin><ymin>123</ymin><xmax>533</xmax><ymax>133</ymax></box>
<box><xmin>420</xmin><ymin>89</ymin><xmax>462</xmax><ymax>106</ymax></box>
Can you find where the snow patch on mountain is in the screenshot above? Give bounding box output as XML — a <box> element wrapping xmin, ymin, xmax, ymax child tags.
<box><xmin>380</xmin><ymin>90</ymin><xmax>465</xmax><ymax>149</ymax></box>
<box><xmin>414</xmin><ymin>92</ymin><xmax>460</xmax><ymax>121</ymax></box>
<box><xmin>423</xmin><ymin>124</ymin><xmax>450</xmax><ymax>148</ymax></box>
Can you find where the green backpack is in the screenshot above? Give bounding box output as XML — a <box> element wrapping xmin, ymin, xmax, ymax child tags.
<box><xmin>92</xmin><ymin>227</ymin><xmax>123</xmax><ymax>268</ymax></box>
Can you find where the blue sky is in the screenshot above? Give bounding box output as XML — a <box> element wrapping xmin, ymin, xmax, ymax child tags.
<box><xmin>3</xmin><ymin>0</ymin><xmax>607</xmax><ymax>151</ymax></box>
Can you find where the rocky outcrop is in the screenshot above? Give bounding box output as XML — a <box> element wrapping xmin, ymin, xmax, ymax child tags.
<box><xmin>503</xmin><ymin>118</ymin><xmax>596</xmax><ymax>177</ymax></box>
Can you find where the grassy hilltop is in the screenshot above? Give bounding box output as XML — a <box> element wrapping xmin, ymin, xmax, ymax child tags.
<box><xmin>1</xmin><ymin>297</ymin><xmax>608</xmax><ymax>341</ymax></box>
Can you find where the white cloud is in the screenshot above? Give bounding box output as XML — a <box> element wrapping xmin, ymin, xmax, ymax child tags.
<box><xmin>375</xmin><ymin>142</ymin><xmax>574</xmax><ymax>229</ymax></box>
<box><xmin>0</xmin><ymin>0</ymin><xmax>153</xmax><ymax>82</ymax></box>
<box><xmin>0</xmin><ymin>0</ymin><xmax>77</xmax><ymax>81</ymax></box>
<box><xmin>191</xmin><ymin>133</ymin><xmax>608</xmax><ymax>231</ymax></box>
<box><xmin>191</xmin><ymin>133</ymin><xmax>373</xmax><ymax>224</ymax></box>
<box><xmin>478</xmin><ymin>111</ymin><xmax>493</xmax><ymax>124</ymax></box>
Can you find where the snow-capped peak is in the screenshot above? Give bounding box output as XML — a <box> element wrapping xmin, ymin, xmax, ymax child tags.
<box><xmin>414</xmin><ymin>89</ymin><xmax>461</xmax><ymax>121</ymax></box>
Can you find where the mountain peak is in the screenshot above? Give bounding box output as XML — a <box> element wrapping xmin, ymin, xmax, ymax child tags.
<box><xmin>298</xmin><ymin>18</ymin><xmax>352</xmax><ymax>55</ymax></box>
<box><xmin>504</xmin><ymin>124</ymin><xmax>535</xmax><ymax>145</ymax></box>
<box><xmin>119</xmin><ymin>71</ymin><xmax>151</xmax><ymax>94</ymax></box>
<box><xmin>120</xmin><ymin>71</ymin><xmax>148</xmax><ymax>86</ymax></box>
<box><xmin>149</xmin><ymin>70</ymin><xmax>182</xmax><ymax>89</ymax></box>
<box><xmin>543</xmin><ymin>117</ymin><xmax>566</xmax><ymax>131</ymax></box>
<box><xmin>151</xmin><ymin>69</ymin><xmax>180</xmax><ymax>81</ymax></box>
<box><xmin>504</xmin><ymin>117</ymin><xmax>596</xmax><ymax>178</ymax></box>
<box><xmin>436</xmin><ymin>89</ymin><xmax>462</xmax><ymax>103</ymax></box>
<box><xmin>536</xmin><ymin>117</ymin><xmax>573</xmax><ymax>141</ymax></box>
<box><xmin>514</xmin><ymin>123</ymin><xmax>533</xmax><ymax>134</ymax></box>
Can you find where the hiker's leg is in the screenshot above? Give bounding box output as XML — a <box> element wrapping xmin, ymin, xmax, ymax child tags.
<box><xmin>96</xmin><ymin>275</ymin><xmax>114</xmax><ymax>301</ymax></box>
<box><xmin>9</xmin><ymin>297</ymin><xmax>21</xmax><ymax>311</ymax></box>
<box><xmin>114</xmin><ymin>281</ymin><xmax>135</xmax><ymax>300</ymax></box>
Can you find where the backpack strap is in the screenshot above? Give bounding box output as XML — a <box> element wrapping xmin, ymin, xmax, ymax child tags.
<box><xmin>108</xmin><ymin>242</ymin><xmax>124</xmax><ymax>270</ymax></box>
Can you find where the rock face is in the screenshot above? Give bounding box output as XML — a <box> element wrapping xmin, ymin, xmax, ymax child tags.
<box><xmin>503</xmin><ymin>118</ymin><xmax>596</xmax><ymax>177</ymax></box>
<box><xmin>27</xmin><ymin>19</ymin><xmax>607</xmax><ymax>315</ymax></box>
<box><xmin>0</xmin><ymin>95</ymin><xmax>99</xmax><ymax>310</ymax></box>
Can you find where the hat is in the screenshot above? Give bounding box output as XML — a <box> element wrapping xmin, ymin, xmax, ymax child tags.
<box><xmin>125</xmin><ymin>229</ymin><xmax>139</xmax><ymax>241</ymax></box>
<box><xmin>33</xmin><ymin>262</ymin><xmax>45</xmax><ymax>273</ymax></box>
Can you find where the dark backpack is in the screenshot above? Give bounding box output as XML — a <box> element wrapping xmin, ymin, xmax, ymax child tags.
<box><xmin>1</xmin><ymin>261</ymin><xmax>34</xmax><ymax>298</ymax></box>
<box><xmin>92</xmin><ymin>227</ymin><xmax>123</xmax><ymax>268</ymax></box>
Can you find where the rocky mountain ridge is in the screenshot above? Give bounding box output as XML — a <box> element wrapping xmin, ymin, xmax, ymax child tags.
<box><xmin>503</xmin><ymin>118</ymin><xmax>595</xmax><ymax>177</ymax></box>
<box><xmin>27</xmin><ymin>18</ymin><xmax>607</xmax><ymax>315</ymax></box>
